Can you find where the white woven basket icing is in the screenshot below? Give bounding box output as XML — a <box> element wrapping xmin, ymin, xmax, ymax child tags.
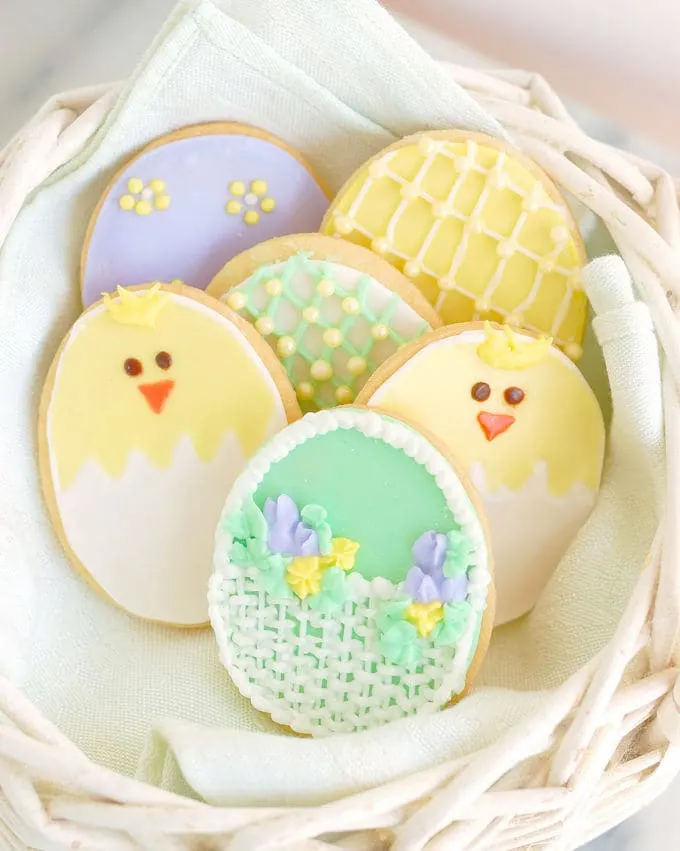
<box><xmin>1</xmin><ymin>65</ymin><xmax>680</xmax><ymax>851</ymax></box>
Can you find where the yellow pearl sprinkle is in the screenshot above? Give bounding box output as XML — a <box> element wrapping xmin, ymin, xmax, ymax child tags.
<box><xmin>551</xmin><ymin>225</ymin><xmax>569</xmax><ymax>244</ymax></box>
<box><xmin>564</xmin><ymin>342</ymin><xmax>583</xmax><ymax>361</ymax></box>
<box><xmin>255</xmin><ymin>316</ymin><xmax>275</xmax><ymax>336</ymax></box>
<box><xmin>317</xmin><ymin>278</ymin><xmax>335</xmax><ymax>297</ymax></box>
<box><xmin>371</xmin><ymin>323</ymin><xmax>389</xmax><ymax>341</ymax></box>
<box><xmin>244</xmin><ymin>210</ymin><xmax>260</xmax><ymax>225</ymax></box>
<box><xmin>342</xmin><ymin>296</ymin><xmax>360</xmax><ymax>315</ymax></box>
<box><xmin>149</xmin><ymin>178</ymin><xmax>165</xmax><ymax>194</ymax></box>
<box><xmin>403</xmin><ymin>261</ymin><xmax>421</xmax><ymax>278</ymax></box>
<box><xmin>296</xmin><ymin>381</ymin><xmax>315</xmax><ymax>401</ymax></box>
<box><xmin>225</xmin><ymin>199</ymin><xmax>242</xmax><ymax>215</ymax></box>
<box><xmin>371</xmin><ymin>237</ymin><xmax>390</xmax><ymax>256</ymax></box>
<box><xmin>154</xmin><ymin>194</ymin><xmax>171</xmax><ymax>210</ymax></box>
<box><xmin>250</xmin><ymin>179</ymin><xmax>267</xmax><ymax>196</ymax></box>
<box><xmin>335</xmin><ymin>385</ymin><xmax>353</xmax><ymax>404</ymax></box>
<box><xmin>260</xmin><ymin>197</ymin><xmax>276</xmax><ymax>213</ymax></box>
<box><xmin>265</xmin><ymin>278</ymin><xmax>283</xmax><ymax>297</ymax></box>
<box><xmin>119</xmin><ymin>194</ymin><xmax>135</xmax><ymax>211</ymax></box>
<box><xmin>334</xmin><ymin>214</ymin><xmax>353</xmax><ymax>235</ymax></box>
<box><xmin>127</xmin><ymin>177</ymin><xmax>143</xmax><ymax>194</ymax></box>
<box><xmin>230</xmin><ymin>180</ymin><xmax>246</xmax><ymax>196</ymax></box>
<box><xmin>302</xmin><ymin>306</ymin><xmax>319</xmax><ymax>323</ymax></box>
<box><xmin>323</xmin><ymin>328</ymin><xmax>343</xmax><ymax>348</ymax></box>
<box><xmin>135</xmin><ymin>200</ymin><xmax>153</xmax><ymax>216</ymax></box>
<box><xmin>347</xmin><ymin>356</ymin><xmax>367</xmax><ymax>376</ymax></box>
<box><xmin>417</xmin><ymin>136</ymin><xmax>436</xmax><ymax>156</ymax></box>
<box><xmin>310</xmin><ymin>360</ymin><xmax>333</xmax><ymax>381</ymax></box>
<box><xmin>277</xmin><ymin>336</ymin><xmax>297</xmax><ymax>358</ymax></box>
<box><xmin>226</xmin><ymin>291</ymin><xmax>247</xmax><ymax>311</ymax></box>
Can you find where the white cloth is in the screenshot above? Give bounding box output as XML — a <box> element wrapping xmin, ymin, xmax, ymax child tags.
<box><xmin>0</xmin><ymin>0</ymin><xmax>664</xmax><ymax>805</ymax></box>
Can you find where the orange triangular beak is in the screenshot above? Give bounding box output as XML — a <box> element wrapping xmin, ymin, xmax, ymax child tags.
<box><xmin>138</xmin><ymin>380</ymin><xmax>175</xmax><ymax>414</ymax></box>
<box><xmin>478</xmin><ymin>411</ymin><xmax>515</xmax><ymax>441</ymax></box>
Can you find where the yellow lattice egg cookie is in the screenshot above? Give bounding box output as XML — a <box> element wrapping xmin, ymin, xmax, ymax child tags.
<box><xmin>322</xmin><ymin>131</ymin><xmax>587</xmax><ymax>358</ymax></box>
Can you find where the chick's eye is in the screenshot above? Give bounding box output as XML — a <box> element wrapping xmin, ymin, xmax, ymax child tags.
<box><xmin>504</xmin><ymin>386</ymin><xmax>525</xmax><ymax>405</ymax></box>
<box><xmin>155</xmin><ymin>351</ymin><xmax>172</xmax><ymax>370</ymax></box>
<box><xmin>471</xmin><ymin>381</ymin><xmax>491</xmax><ymax>402</ymax></box>
<box><xmin>123</xmin><ymin>357</ymin><xmax>143</xmax><ymax>377</ymax></box>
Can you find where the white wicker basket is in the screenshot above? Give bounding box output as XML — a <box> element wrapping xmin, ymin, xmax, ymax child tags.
<box><xmin>1</xmin><ymin>65</ymin><xmax>680</xmax><ymax>851</ymax></box>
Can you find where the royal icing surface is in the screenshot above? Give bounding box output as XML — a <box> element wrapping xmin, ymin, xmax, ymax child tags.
<box><xmin>322</xmin><ymin>133</ymin><xmax>587</xmax><ymax>357</ymax></box>
<box><xmin>81</xmin><ymin>125</ymin><xmax>329</xmax><ymax>306</ymax></box>
<box><xmin>209</xmin><ymin>407</ymin><xmax>493</xmax><ymax>735</ymax></box>
<box><xmin>360</xmin><ymin>324</ymin><xmax>605</xmax><ymax>624</ymax></box>
<box><xmin>41</xmin><ymin>284</ymin><xmax>298</xmax><ymax>625</ymax></box>
<box><xmin>209</xmin><ymin>244</ymin><xmax>436</xmax><ymax>410</ymax></box>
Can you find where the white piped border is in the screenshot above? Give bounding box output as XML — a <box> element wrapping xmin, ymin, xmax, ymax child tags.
<box><xmin>208</xmin><ymin>406</ymin><xmax>492</xmax><ymax>733</ymax></box>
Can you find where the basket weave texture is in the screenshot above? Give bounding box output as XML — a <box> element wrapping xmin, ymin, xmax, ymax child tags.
<box><xmin>1</xmin><ymin>66</ymin><xmax>680</xmax><ymax>851</ymax></box>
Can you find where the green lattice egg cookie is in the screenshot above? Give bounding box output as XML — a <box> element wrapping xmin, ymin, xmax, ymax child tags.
<box><xmin>206</xmin><ymin>234</ymin><xmax>441</xmax><ymax>410</ymax></box>
<box><xmin>209</xmin><ymin>407</ymin><xmax>495</xmax><ymax>736</ymax></box>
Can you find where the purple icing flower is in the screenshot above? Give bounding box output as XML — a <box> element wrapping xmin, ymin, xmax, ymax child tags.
<box><xmin>404</xmin><ymin>565</ymin><xmax>469</xmax><ymax>604</ymax></box>
<box><xmin>405</xmin><ymin>567</ymin><xmax>440</xmax><ymax>603</ymax></box>
<box><xmin>440</xmin><ymin>573</ymin><xmax>469</xmax><ymax>604</ymax></box>
<box><xmin>263</xmin><ymin>495</ymin><xmax>319</xmax><ymax>556</ymax></box>
<box><xmin>412</xmin><ymin>531</ymin><xmax>448</xmax><ymax>576</ymax></box>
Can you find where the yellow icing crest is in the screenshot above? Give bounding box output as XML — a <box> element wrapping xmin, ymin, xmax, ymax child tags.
<box><xmin>477</xmin><ymin>323</ymin><xmax>552</xmax><ymax>371</ymax></box>
<box><xmin>405</xmin><ymin>601</ymin><xmax>444</xmax><ymax>638</ymax></box>
<box><xmin>103</xmin><ymin>284</ymin><xmax>168</xmax><ymax>329</ymax></box>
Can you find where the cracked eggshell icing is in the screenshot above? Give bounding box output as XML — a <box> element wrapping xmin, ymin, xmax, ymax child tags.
<box><xmin>39</xmin><ymin>283</ymin><xmax>300</xmax><ymax>626</ymax></box>
<box><xmin>358</xmin><ymin>323</ymin><xmax>605</xmax><ymax>625</ymax></box>
<box><xmin>81</xmin><ymin>123</ymin><xmax>330</xmax><ymax>307</ymax></box>
<box><xmin>209</xmin><ymin>406</ymin><xmax>495</xmax><ymax>735</ymax></box>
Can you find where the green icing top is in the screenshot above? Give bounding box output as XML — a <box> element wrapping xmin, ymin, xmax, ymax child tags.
<box><xmin>253</xmin><ymin>425</ymin><xmax>456</xmax><ymax>583</ymax></box>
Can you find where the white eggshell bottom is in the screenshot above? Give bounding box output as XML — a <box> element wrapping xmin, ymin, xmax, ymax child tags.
<box><xmin>471</xmin><ymin>461</ymin><xmax>597</xmax><ymax>625</ymax></box>
<box><xmin>57</xmin><ymin>434</ymin><xmax>247</xmax><ymax>625</ymax></box>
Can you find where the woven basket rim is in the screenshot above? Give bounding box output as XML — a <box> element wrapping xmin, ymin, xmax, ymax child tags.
<box><xmin>1</xmin><ymin>64</ymin><xmax>680</xmax><ymax>851</ymax></box>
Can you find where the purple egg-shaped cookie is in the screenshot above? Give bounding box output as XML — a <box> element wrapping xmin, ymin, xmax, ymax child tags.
<box><xmin>81</xmin><ymin>123</ymin><xmax>330</xmax><ymax>307</ymax></box>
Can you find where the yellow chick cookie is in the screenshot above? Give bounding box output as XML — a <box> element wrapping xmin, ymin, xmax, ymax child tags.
<box><xmin>39</xmin><ymin>283</ymin><xmax>299</xmax><ymax>626</ymax></box>
<box><xmin>359</xmin><ymin>323</ymin><xmax>605</xmax><ymax>625</ymax></box>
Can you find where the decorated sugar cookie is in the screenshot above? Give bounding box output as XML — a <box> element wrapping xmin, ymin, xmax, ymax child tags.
<box><xmin>81</xmin><ymin>123</ymin><xmax>330</xmax><ymax>307</ymax></box>
<box><xmin>40</xmin><ymin>283</ymin><xmax>299</xmax><ymax>626</ymax></box>
<box><xmin>207</xmin><ymin>234</ymin><xmax>440</xmax><ymax>410</ymax></box>
<box><xmin>210</xmin><ymin>407</ymin><xmax>494</xmax><ymax>735</ymax></box>
<box><xmin>322</xmin><ymin>131</ymin><xmax>587</xmax><ymax>358</ymax></box>
<box><xmin>359</xmin><ymin>323</ymin><xmax>605</xmax><ymax>625</ymax></box>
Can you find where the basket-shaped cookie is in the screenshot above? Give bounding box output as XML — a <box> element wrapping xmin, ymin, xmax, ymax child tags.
<box><xmin>1</xmin><ymin>6</ymin><xmax>680</xmax><ymax>851</ymax></box>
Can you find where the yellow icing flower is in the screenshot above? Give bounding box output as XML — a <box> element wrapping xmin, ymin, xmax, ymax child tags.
<box><xmin>286</xmin><ymin>556</ymin><xmax>323</xmax><ymax>599</ymax></box>
<box><xmin>225</xmin><ymin>179</ymin><xmax>276</xmax><ymax>224</ymax></box>
<box><xmin>405</xmin><ymin>601</ymin><xmax>444</xmax><ymax>638</ymax></box>
<box><xmin>321</xmin><ymin>538</ymin><xmax>359</xmax><ymax>572</ymax></box>
<box><xmin>119</xmin><ymin>177</ymin><xmax>170</xmax><ymax>216</ymax></box>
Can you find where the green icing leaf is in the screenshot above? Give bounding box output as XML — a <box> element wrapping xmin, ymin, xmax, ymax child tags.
<box><xmin>301</xmin><ymin>504</ymin><xmax>333</xmax><ymax>554</ymax></box>
<box><xmin>443</xmin><ymin>529</ymin><xmax>473</xmax><ymax>578</ymax></box>
<box><xmin>229</xmin><ymin>538</ymin><xmax>291</xmax><ymax>575</ymax></box>
<box><xmin>379</xmin><ymin>621</ymin><xmax>422</xmax><ymax>666</ymax></box>
<box><xmin>376</xmin><ymin>598</ymin><xmax>410</xmax><ymax>634</ymax></box>
<box><xmin>432</xmin><ymin>601</ymin><xmax>472</xmax><ymax>647</ymax></box>
<box><xmin>224</xmin><ymin>498</ymin><xmax>268</xmax><ymax>542</ymax></box>
<box><xmin>308</xmin><ymin>567</ymin><xmax>347</xmax><ymax>614</ymax></box>
<box><xmin>260</xmin><ymin>561</ymin><xmax>293</xmax><ymax>598</ymax></box>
